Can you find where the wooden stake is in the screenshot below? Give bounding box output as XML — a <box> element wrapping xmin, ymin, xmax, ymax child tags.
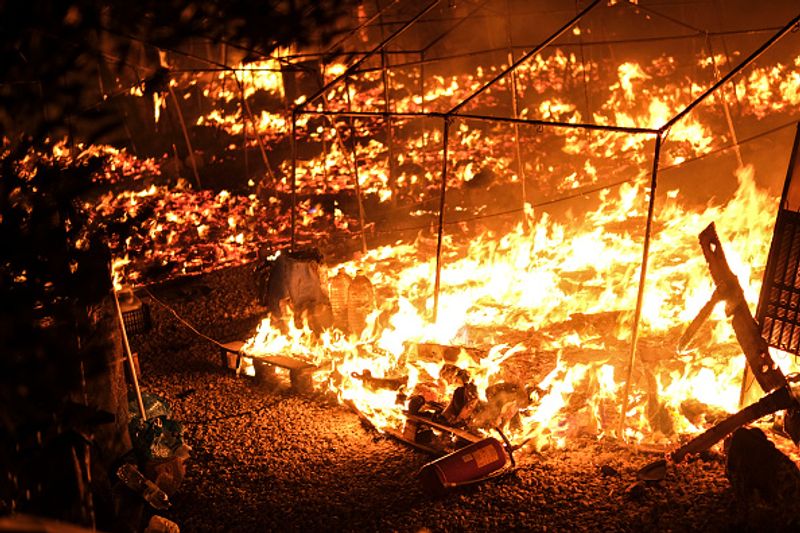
<box><xmin>167</xmin><ymin>82</ymin><xmax>202</xmax><ymax>189</ymax></box>
<box><xmin>113</xmin><ymin>289</ymin><xmax>146</xmax><ymax>420</ymax></box>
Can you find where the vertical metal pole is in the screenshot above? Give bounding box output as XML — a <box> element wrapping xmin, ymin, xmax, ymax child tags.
<box><xmin>419</xmin><ymin>51</ymin><xmax>425</xmax><ymax>114</ymax></box>
<box><xmin>167</xmin><ymin>81</ymin><xmax>202</xmax><ymax>189</ymax></box>
<box><xmin>381</xmin><ymin>49</ymin><xmax>397</xmax><ymax>205</ymax></box>
<box><xmin>345</xmin><ymin>76</ymin><xmax>369</xmax><ymax>254</ymax></box>
<box><xmin>505</xmin><ymin>0</ymin><xmax>528</xmax><ymax>230</ymax></box>
<box><xmin>319</xmin><ymin>61</ymin><xmax>330</xmax><ymax>187</ymax></box>
<box><xmin>433</xmin><ymin>117</ymin><xmax>451</xmax><ymax>322</ymax></box>
<box><xmin>291</xmin><ymin>111</ymin><xmax>298</xmax><ymax>252</ymax></box>
<box><xmin>705</xmin><ymin>36</ymin><xmax>744</xmax><ymax>168</ymax></box>
<box><xmin>240</xmin><ymin>73</ymin><xmax>249</xmax><ymax>180</ymax></box>
<box><xmin>619</xmin><ymin>133</ymin><xmax>662</xmax><ymax>440</ymax></box>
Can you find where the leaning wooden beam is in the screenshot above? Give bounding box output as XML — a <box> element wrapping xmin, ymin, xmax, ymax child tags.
<box><xmin>677</xmin><ymin>288</ymin><xmax>722</xmax><ymax>352</ymax></box>
<box><xmin>698</xmin><ymin>222</ymin><xmax>787</xmax><ymax>393</ymax></box>
<box><xmin>114</xmin><ymin>289</ymin><xmax>146</xmax><ymax>420</ymax></box>
<box><xmin>671</xmin><ymin>385</ymin><xmax>795</xmax><ymax>463</ymax></box>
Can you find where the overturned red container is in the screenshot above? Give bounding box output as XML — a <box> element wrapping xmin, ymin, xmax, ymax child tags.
<box><xmin>418</xmin><ymin>437</ymin><xmax>512</xmax><ymax>495</ymax></box>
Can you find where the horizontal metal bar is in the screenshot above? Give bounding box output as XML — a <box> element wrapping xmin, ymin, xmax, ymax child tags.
<box><xmin>294</xmin><ymin>108</ymin><xmax>659</xmax><ymax>134</ymax></box>
<box><xmin>456</xmin><ymin>112</ymin><xmax>659</xmax><ymax>135</ymax></box>
<box><xmin>295</xmin><ymin>109</ymin><xmax>445</xmax><ymax>119</ymax></box>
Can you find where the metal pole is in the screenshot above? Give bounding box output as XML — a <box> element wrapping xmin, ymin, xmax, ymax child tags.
<box><xmin>240</xmin><ymin>73</ymin><xmax>249</xmax><ymax>180</ymax></box>
<box><xmin>456</xmin><ymin>112</ymin><xmax>657</xmax><ymax>135</ymax></box>
<box><xmin>345</xmin><ymin>76</ymin><xmax>369</xmax><ymax>253</ymax></box>
<box><xmin>296</xmin><ymin>109</ymin><xmax>659</xmax><ymax>135</ymax></box>
<box><xmin>419</xmin><ymin>51</ymin><xmax>425</xmax><ymax>113</ymax></box>
<box><xmin>166</xmin><ymin>81</ymin><xmax>202</xmax><ymax>189</ymax></box>
<box><xmin>449</xmin><ymin>0</ymin><xmax>602</xmax><ymax>115</ymax></box>
<box><xmin>290</xmin><ymin>111</ymin><xmax>297</xmax><ymax>251</ymax></box>
<box><xmin>705</xmin><ymin>36</ymin><xmax>744</xmax><ymax>168</ymax></box>
<box><xmin>619</xmin><ymin>133</ymin><xmax>663</xmax><ymax>440</ymax></box>
<box><xmin>113</xmin><ymin>290</ymin><xmax>146</xmax><ymax>420</ymax></box>
<box><xmin>234</xmin><ymin>74</ymin><xmax>277</xmax><ymax>185</ymax></box>
<box><xmin>505</xmin><ymin>0</ymin><xmax>528</xmax><ymax>230</ymax></box>
<box><xmin>419</xmin><ymin>0</ymin><xmax>492</xmax><ymax>54</ymax></box>
<box><xmin>299</xmin><ymin>0</ymin><xmax>441</xmax><ymax>113</ymax></box>
<box><xmin>319</xmin><ymin>61</ymin><xmax>330</xmax><ymax>188</ymax></box>
<box><xmin>662</xmin><ymin>12</ymin><xmax>800</xmax><ymax>133</ymax></box>
<box><xmin>433</xmin><ymin>117</ymin><xmax>451</xmax><ymax>322</ymax></box>
<box><xmin>381</xmin><ymin>49</ymin><xmax>397</xmax><ymax>205</ymax></box>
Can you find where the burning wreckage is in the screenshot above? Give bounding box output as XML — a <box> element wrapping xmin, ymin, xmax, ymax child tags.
<box><xmin>7</xmin><ymin>0</ymin><xmax>800</xmax><ymax>530</ymax></box>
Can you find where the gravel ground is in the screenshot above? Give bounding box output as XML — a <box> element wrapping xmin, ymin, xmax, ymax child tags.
<box><xmin>129</xmin><ymin>264</ymin><xmax>795</xmax><ymax>532</ymax></box>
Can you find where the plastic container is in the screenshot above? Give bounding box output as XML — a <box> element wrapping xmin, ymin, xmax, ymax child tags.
<box><xmin>347</xmin><ymin>273</ymin><xmax>374</xmax><ymax>336</ymax></box>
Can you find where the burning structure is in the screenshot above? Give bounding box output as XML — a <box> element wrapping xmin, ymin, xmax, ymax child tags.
<box><xmin>3</xmin><ymin>0</ymin><xmax>800</xmax><ymax>530</ymax></box>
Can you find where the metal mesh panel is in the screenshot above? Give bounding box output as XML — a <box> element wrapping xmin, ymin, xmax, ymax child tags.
<box><xmin>760</xmin><ymin>209</ymin><xmax>800</xmax><ymax>354</ymax></box>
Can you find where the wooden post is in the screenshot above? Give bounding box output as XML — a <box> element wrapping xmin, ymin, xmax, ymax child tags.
<box><xmin>113</xmin><ymin>290</ymin><xmax>146</xmax><ymax>420</ymax></box>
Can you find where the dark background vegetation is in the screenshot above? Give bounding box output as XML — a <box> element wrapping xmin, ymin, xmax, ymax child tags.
<box><xmin>0</xmin><ymin>1</ymin><xmax>356</xmax><ymax>528</ymax></box>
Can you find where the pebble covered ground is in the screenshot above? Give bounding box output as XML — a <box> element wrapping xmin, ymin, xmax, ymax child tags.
<box><xmin>129</xmin><ymin>264</ymin><xmax>795</xmax><ymax>532</ymax></box>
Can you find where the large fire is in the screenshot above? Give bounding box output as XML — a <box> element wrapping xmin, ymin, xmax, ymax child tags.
<box><xmin>97</xmin><ymin>39</ymin><xmax>800</xmax><ymax>457</ymax></box>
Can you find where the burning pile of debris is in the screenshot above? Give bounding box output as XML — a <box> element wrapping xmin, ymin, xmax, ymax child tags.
<box><xmin>10</xmin><ymin>1</ymin><xmax>800</xmax><ymax>529</ymax></box>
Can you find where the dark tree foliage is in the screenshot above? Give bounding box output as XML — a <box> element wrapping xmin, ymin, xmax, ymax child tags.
<box><xmin>0</xmin><ymin>0</ymin><xmax>356</xmax><ymax>527</ymax></box>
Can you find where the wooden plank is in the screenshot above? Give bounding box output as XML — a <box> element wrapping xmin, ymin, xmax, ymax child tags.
<box><xmin>383</xmin><ymin>428</ymin><xmax>443</xmax><ymax>455</ymax></box>
<box><xmin>698</xmin><ymin>223</ymin><xmax>787</xmax><ymax>393</ymax></box>
<box><xmin>226</xmin><ymin>340</ymin><xmax>316</xmax><ymax>372</ymax></box>
<box><xmin>404</xmin><ymin>413</ymin><xmax>483</xmax><ymax>443</ymax></box>
<box><xmin>257</xmin><ymin>355</ymin><xmax>316</xmax><ymax>371</ymax></box>
<box><xmin>221</xmin><ymin>340</ymin><xmax>245</xmax><ymax>354</ymax></box>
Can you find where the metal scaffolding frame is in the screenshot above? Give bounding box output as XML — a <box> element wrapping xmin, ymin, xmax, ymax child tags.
<box><xmin>93</xmin><ymin>0</ymin><xmax>800</xmax><ymax>441</ymax></box>
<box><xmin>279</xmin><ymin>0</ymin><xmax>800</xmax><ymax>439</ymax></box>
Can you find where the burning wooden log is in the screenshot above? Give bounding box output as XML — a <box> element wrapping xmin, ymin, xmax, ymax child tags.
<box><xmin>412</xmin><ymin>342</ymin><xmax>486</xmax><ymax>364</ymax></box>
<box><xmin>671</xmin><ymin>385</ymin><xmax>797</xmax><ymax>463</ymax></box>
<box><xmin>349</xmin><ymin>369</ymin><xmax>407</xmax><ymax>391</ymax></box>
